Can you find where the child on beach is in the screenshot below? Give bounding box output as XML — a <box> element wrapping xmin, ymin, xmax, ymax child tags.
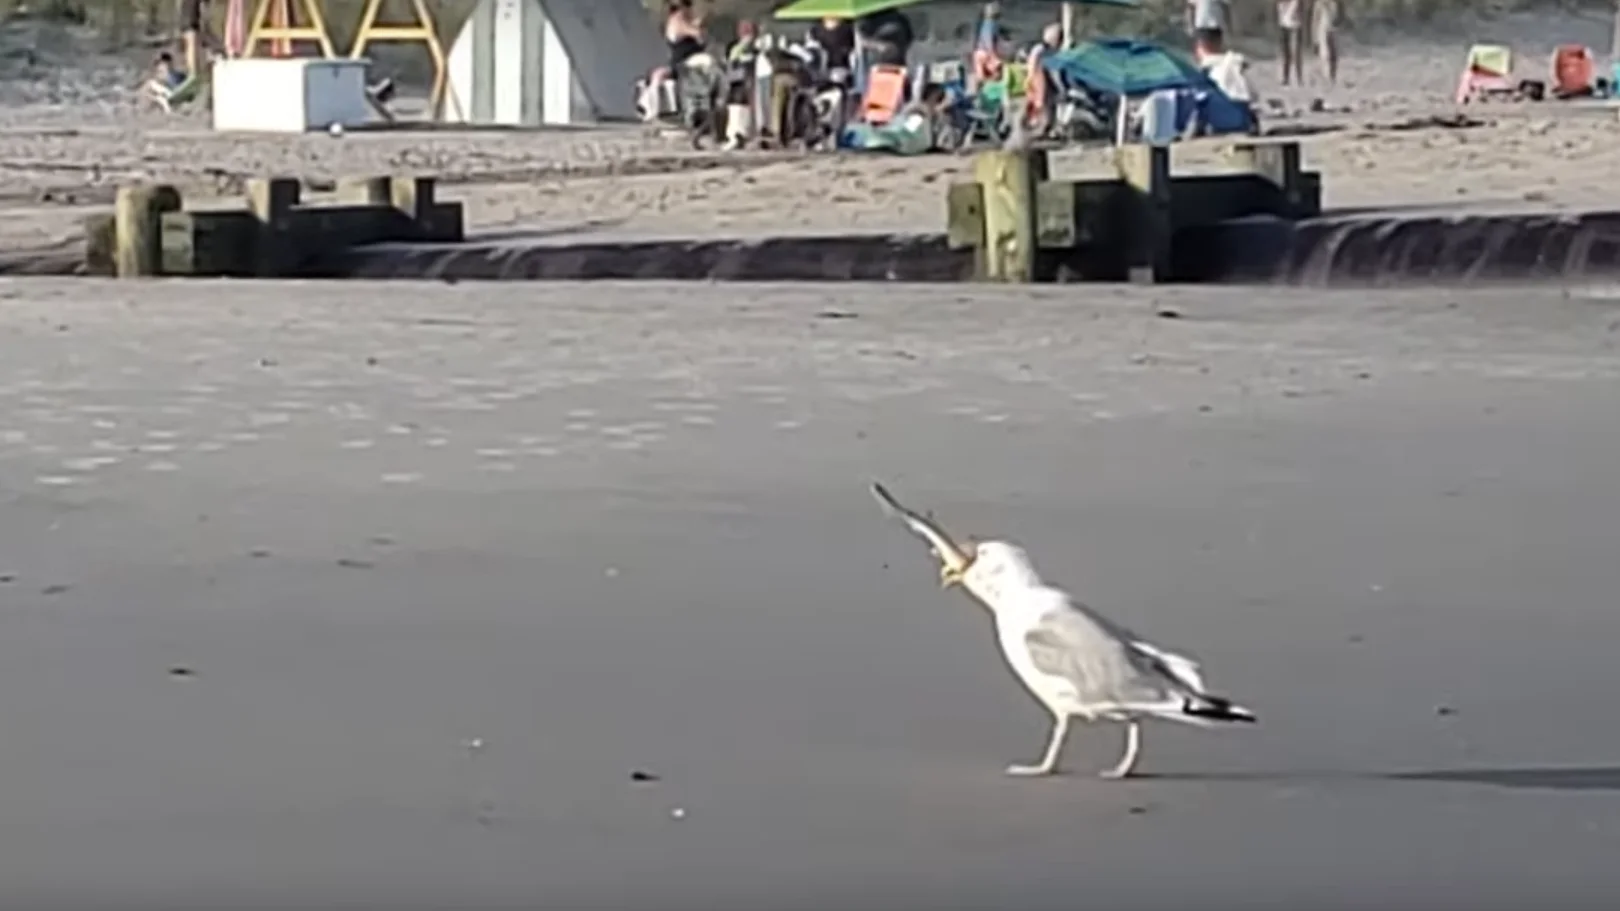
<box><xmin>144</xmin><ymin>52</ymin><xmax>188</xmax><ymax>113</ymax></box>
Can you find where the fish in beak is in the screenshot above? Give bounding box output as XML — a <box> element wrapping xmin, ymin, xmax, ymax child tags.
<box><xmin>870</xmin><ymin>481</ymin><xmax>975</xmax><ymax>588</ymax></box>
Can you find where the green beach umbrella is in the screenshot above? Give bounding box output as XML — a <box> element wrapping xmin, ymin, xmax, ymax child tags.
<box><xmin>772</xmin><ymin>0</ymin><xmax>924</xmax><ymax>20</ymax></box>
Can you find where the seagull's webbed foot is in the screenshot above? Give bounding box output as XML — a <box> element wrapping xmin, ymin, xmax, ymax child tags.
<box><xmin>1005</xmin><ymin>761</ymin><xmax>1059</xmax><ymax>777</ymax></box>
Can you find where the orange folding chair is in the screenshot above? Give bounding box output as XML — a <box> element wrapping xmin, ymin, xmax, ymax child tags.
<box><xmin>860</xmin><ymin>64</ymin><xmax>908</xmax><ymax>125</ymax></box>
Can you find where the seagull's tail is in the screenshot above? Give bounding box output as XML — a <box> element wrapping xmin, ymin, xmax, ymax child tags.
<box><xmin>1181</xmin><ymin>695</ymin><xmax>1257</xmax><ymax>724</ymax></box>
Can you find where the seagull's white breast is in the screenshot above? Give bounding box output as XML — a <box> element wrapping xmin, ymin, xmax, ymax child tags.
<box><xmin>994</xmin><ymin>611</ymin><xmax>1080</xmax><ymax>710</ymax></box>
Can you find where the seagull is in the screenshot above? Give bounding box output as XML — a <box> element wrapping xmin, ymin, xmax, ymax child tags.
<box><xmin>870</xmin><ymin>482</ymin><xmax>1255</xmax><ymax>779</ymax></box>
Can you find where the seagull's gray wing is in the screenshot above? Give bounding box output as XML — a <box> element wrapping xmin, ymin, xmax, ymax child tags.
<box><xmin>869</xmin><ymin>481</ymin><xmax>971</xmax><ymax>571</ymax></box>
<box><xmin>1024</xmin><ymin>597</ymin><xmax>1185</xmax><ymax>708</ymax></box>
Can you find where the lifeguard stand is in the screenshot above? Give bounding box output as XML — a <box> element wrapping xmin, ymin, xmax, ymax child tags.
<box><xmin>242</xmin><ymin>0</ymin><xmax>337</xmax><ymax>58</ymax></box>
<box><xmin>349</xmin><ymin>0</ymin><xmax>452</xmax><ymax>120</ymax></box>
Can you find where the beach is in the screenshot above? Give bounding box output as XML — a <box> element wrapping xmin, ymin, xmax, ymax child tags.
<box><xmin>2</xmin><ymin>7</ymin><xmax>1620</xmax><ymax>906</ymax></box>
<box><xmin>2</xmin><ymin>9</ymin><xmax>1620</xmax><ymax>249</ymax></box>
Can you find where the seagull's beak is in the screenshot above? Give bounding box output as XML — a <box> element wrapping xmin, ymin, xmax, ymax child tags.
<box><xmin>940</xmin><ymin>563</ymin><xmax>966</xmax><ymax>589</ymax></box>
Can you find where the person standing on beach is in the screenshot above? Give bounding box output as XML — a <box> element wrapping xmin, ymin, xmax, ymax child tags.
<box><xmin>1277</xmin><ymin>0</ymin><xmax>1303</xmax><ymax>84</ymax></box>
<box><xmin>1185</xmin><ymin>0</ymin><xmax>1231</xmax><ymax>62</ymax></box>
<box><xmin>1313</xmin><ymin>0</ymin><xmax>1341</xmax><ymax>84</ymax></box>
<box><xmin>976</xmin><ymin>2</ymin><xmax>1002</xmax><ymax>52</ymax></box>
<box><xmin>179</xmin><ymin>0</ymin><xmax>207</xmax><ymax>76</ymax></box>
<box><xmin>809</xmin><ymin>15</ymin><xmax>855</xmax><ymax>74</ymax></box>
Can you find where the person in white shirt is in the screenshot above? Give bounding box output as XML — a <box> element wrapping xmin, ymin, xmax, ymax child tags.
<box><xmin>1185</xmin><ymin>0</ymin><xmax>1231</xmax><ymax>61</ymax></box>
<box><xmin>1277</xmin><ymin>0</ymin><xmax>1303</xmax><ymax>84</ymax></box>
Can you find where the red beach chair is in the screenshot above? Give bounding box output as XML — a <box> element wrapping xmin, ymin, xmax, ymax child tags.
<box><xmin>1551</xmin><ymin>44</ymin><xmax>1594</xmax><ymax>98</ymax></box>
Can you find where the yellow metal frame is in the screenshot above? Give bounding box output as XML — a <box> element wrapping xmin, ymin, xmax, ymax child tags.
<box><xmin>243</xmin><ymin>0</ymin><xmax>337</xmax><ymax>58</ymax></box>
<box><xmin>349</xmin><ymin>0</ymin><xmax>450</xmax><ymax>120</ymax></box>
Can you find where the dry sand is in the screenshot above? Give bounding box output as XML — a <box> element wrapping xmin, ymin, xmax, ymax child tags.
<box><xmin>2</xmin><ymin>9</ymin><xmax>1619</xmax><ymax>250</ymax></box>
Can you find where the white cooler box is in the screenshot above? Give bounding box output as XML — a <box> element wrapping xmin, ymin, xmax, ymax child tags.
<box><xmin>212</xmin><ymin>58</ymin><xmax>372</xmax><ymax>133</ymax></box>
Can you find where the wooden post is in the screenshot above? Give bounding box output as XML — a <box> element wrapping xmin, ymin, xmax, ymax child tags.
<box><xmin>385</xmin><ymin>176</ymin><xmax>464</xmax><ymax>241</ymax></box>
<box><xmin>243</xmin><ymin>0</ymin><xmax>336</xmax><ymax>58</ymax></box>
<box><xmin>113</xmin><ymin>185</ymin><xmax>183</xmax><ymax>277</ymax></box>
<box><xmin>1227</xmin><ymin>141</ymin><xmax>1314</xmax><ymax>216</ymax></box>
<box><xmin>972</xmin><ymin>149</ymin><xmax>1042</xmax><ymax>282</ymax></box>
<box><xmin>389</xmin><ymin>175</ymin><xmax>435</xmax><ymax>225</ymax></box>
<box><xmin>271</xmin><ymin>0</ymin><xmax>290</xmax><ymax>56</ymax></box>
<box><xmin>337</xmin><ymin>176</ymin><xmax>391</xmax><ymax>205</ymax></box>
<box><xmin>83</xmin><ymin>214</ymin><xmax>117</xmax><ymax>276</ymax></box>
<box><xmin>247</xmin><ymin>176</ymin><xmax>300</xmax><ymax>219</ymax></box>
<box><xmin>1114</xmin><ymin>144</ymin><xmax>1172</xmax><ymax>283</ymax></box>
<box><xmin>246</xmin><ymin>177</ymin><xmax>301</xmax><ymax>276</ymax></box>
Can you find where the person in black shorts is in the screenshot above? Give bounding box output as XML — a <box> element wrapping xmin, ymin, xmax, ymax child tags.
<box><xmin>666</xmin><ymin>0</ymin><xmax>707</xmax><ymax>71</ymax></box>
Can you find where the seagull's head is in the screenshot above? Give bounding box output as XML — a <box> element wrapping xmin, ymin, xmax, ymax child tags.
<box><xmin>955</xmin><ymin>540</ymin><xmax>1040</xmax><ymax>597</ymax></box>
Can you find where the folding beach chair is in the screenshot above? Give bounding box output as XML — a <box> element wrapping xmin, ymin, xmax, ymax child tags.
<box><xmin>1455</xmin><ymin>44</ymin><xmax>1516</xmax><ymax>104</ymax></box>
<box><xmin>860</xmin><ymin>64</ymin><xmax>908</xmax><ymax>125</ymax></box>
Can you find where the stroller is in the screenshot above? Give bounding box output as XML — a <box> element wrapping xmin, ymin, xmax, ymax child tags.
<box><xmin>677</xmin><ymin>52</ymin><xmax>730</xmax><ymax>148</ymax></box>
<box><xmin>635</xmin><ymin>52</ymin><xmax>728</xmax><ymax>146</ymax></box>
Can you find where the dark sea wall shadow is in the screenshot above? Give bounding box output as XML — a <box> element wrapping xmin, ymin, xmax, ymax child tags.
<box><xmin>319</xmin><ymin>209</ymin><xmax>1620</xmax><ymax>287</ymax></box>
<box><xmin>1179</xmin><ymin>210</ymin><xmax>1620</xmax><ymax>286</ymax></box>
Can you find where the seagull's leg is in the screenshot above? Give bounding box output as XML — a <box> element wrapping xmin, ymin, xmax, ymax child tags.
<box><xmin>1006</xmin><ymin>713</ymin><xmax>1069</xmax><ymax>777</ymax></box>
<box><xmin>1100</xmin><ymin>720</ymin><xmax>1142</xmax><ymax>780</ymax></box>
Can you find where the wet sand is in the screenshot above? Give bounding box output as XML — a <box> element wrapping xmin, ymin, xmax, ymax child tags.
<box><xmin>0</xmin><ymin>280</ymin><xmax>1618</xmax><ymax>906</ymax></box>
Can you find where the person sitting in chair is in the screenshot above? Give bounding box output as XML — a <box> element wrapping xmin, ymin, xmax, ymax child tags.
<box><xmin>144</xmin><ymin>52</ymin><xmax>188</xmax><ymax>113</ymax></box>
<box><xmin>722</xmin><ymin>21</ymin><xmax>762</xmax><ymax>149</ymax></box>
